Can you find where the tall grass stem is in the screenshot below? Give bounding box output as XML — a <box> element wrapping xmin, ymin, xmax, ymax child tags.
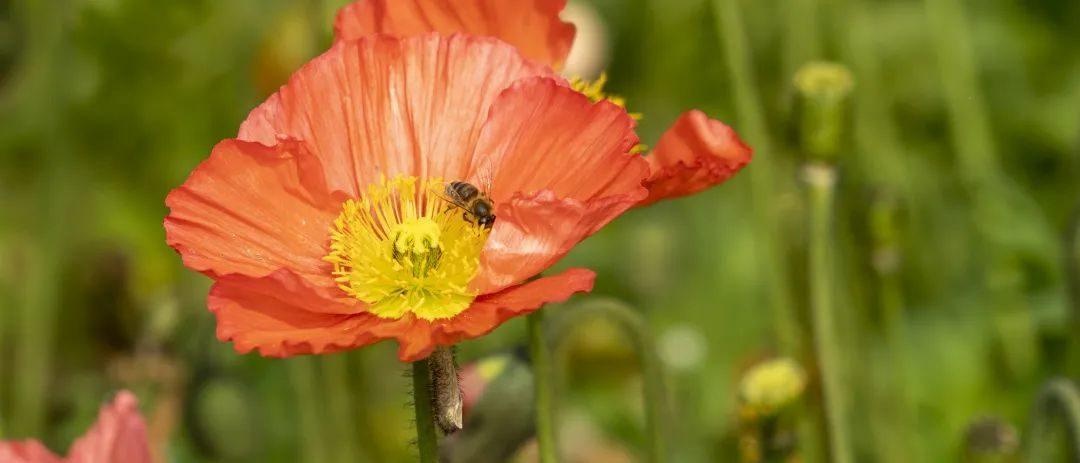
<box><xmin>10</xmin><ymin>0</ymin><xmax>71</xmax><ymax>438</ymax></box>
<box><xmin>289</xmin><ymin>358</ymin><xmax>331</xmax><ymax>463</ymax></box>
<box><xmin>805</xmin><ymin>164</ymin><xmax>854</xmax><ymax>463</ymax></box>
<box><xmin>323</xmin><ymin>354</ymin><xmax>364</xmax><ymax>463</ymax></box>
<box><xmin>711</xmin><ymin>0</ymin><xmax>800</xmax><ymax>355</ymax></box>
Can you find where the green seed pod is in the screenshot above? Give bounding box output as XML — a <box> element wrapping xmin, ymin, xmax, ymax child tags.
<box><xmin>793</xmin><ymin>62</ymin><xmax>854</xmax><ymax>163</ymax></box>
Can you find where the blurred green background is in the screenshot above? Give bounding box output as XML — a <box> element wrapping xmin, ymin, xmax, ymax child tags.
<box><xmin>0</xmin><ymin>0</ymin><xmax>1078</xmax><ymax>461</ymax></box>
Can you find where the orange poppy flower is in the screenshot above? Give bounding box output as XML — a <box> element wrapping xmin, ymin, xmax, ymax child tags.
<box><xmin>333</xmin><ymin>0</ymin><xmax>753</xmax><ymax>206</ymax></box>
<box><xmin>167</xmin><ymin>33</ymin><xmax>647</xmax><ymax>361</ymax></box>
<box><xmin>0</xmin><ymin>391</ymin><xmax>151</xmax><ymax>463</ymax></box>
<box><xmin>167</xmin><ymin>5</ymin><xmax>750</xmax><ymax>362</ymax></box>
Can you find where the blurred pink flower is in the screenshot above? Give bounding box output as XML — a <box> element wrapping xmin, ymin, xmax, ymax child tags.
<box><xmin>0</xmin><ymin>391</ymin><xmax>151</xmax><ymax>463</ymax></box>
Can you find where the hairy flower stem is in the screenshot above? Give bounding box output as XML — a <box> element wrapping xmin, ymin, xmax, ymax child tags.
<box><xmin>548</xmin><ymin>298</ymin><xmax>670</xmax><ymax>463</ymax></box>
<box><xmin>412</xmin><ymin>359</ymin><xmax>440</xmax><ymax>463</ymax></box>
<box><xmin>528</xmin><ymin>310</ymin><xmax>559</xmax><ymax>463</ymax></box>
<box><xmin>805</xmin><ymin>164</ymin><xmax>854</xmax><ymax>463</ymax></box>
<box><xmin>1026</xmin><ymin>378</ymin><xmax>1080</xmax><ymax>461</ymax></box>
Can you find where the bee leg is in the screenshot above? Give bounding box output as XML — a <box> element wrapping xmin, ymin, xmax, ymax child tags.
<box><xmin>462</xmin><ymin>212</ymin><xmax>471</xmax><ymax>223</ymax></box>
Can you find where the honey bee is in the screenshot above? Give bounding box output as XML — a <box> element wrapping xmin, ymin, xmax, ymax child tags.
<box><xmin>444</xmin><ymin>180</ymin><xmax>496</xmax><ymax>229</ymax></box>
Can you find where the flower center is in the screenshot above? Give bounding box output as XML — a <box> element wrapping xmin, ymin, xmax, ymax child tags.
<box><xmin>325</xmin><ymin>176</ymin><xmax>490</xmax><ymax>321</ymax></box>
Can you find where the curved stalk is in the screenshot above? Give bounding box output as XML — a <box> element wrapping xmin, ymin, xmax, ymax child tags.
<box><xmin>547</xmin><ymin>298</ymin><xmax>669</xmax><ymax>463</ymax></box>
<box><xmin>1026</xmin><ymin>378</ymin><xmax>1080</xmax><ymax>462</ymax></box>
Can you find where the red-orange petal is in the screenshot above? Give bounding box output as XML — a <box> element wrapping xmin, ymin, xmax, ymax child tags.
<box><xmin>445</xmin><ymin>267</ymin><xmax>595</xmax><ymax>336</ymax></box>
<box><xmin>165</xmin><ymin>139</ymin><xmax>345</xmax><ymax>299</ymax></box>
<box><xmin>478</xmin><ymin>77</ymin><xmax>646</xmax><ymax>204</ymax></box>
<box><xmin>238</xmin><ymin>34</ymin><xmax>554</xmax><ymax>197</ymax></box>
<box><xmin>66</xmin><ymin>391</ymin><xmax>152</xmax><ymax>463</ymax></box>
<box><xmin>333</xmin><ymin>0</ymin><xmax>575</xmax><ymax>70</ymax></box>
<box><xmin>210</xmin><ymin>268</ymin><xmax>591</xmax><ymax>362</ymax></box>
<box><xmin>638</xmin><ymin>110</ymin><xmax>753</xmax><ymax>207</ymax></box>
<box><xmin>472</xmin><ymin>191</ymin><xmax>634</xmax><ymax>293</ymax></box>
<box><xmin>209</xmin><ymin>270</ymin><xmax>371</xmax><ymax>357</ymax></box>
<box><xmin>467</xmin><ymin>77</ymin><xmax>646</xmax><ymax>292</ymax></box>
<box><xmin>0</xmin><ymin>441</ymin><xmax>61</xmax><ymax>463</ymax></box>
<box><xmin>388</xmin><ymin>268</ymin><xmax>595</xmax><ymax>361</ymax></box>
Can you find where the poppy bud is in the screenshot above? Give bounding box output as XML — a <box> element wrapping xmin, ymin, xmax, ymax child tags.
<box><xmin>794</xmin><ymin>62</ymin><xmax>854</xmax><ymax>163</ymax></box>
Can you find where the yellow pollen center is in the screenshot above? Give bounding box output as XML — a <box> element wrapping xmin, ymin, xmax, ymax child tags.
<box><xmin>324</xmin><ymin>176</ymin><xmax>490</xmax><ymax>321</ymax></box>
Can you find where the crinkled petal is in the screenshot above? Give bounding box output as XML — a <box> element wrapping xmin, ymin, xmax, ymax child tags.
<box><xmin>445</xmin><ymin>268</ymin><xmax>595</xmax><ymax>336</ymax></box>
<box><xmin>473</xmin><ymin>192</ymin><xmax>635</xmax><ymax>293</ymax></box>
<box><xmin>0</xmin><ymin>441</ymin><xmax>61</xmax><ymax>463</ymax></box>
<box><xmin>465</xmin><ymin>77</ymin><xmax>645</xmax><ymax>292</ymax></box>
<box><xmin>165</xmin><ymin>139</ymin><xmax>342</xmax><ymax>294</ymax></box>
<box><xmin>238</xmin><ymin>34</ymin><xmax>554</xmax><ymax>197</ymax></box>
<box><xmin>385</xmin><ymin>268</ymin><xmax>595</xmax><ymax>361</ymax></box>
<box><xmin>476</xmin><ymin>77</ymin><xmax>646</xmax><ymax>204</ymax></box>
<box><xmin>208</xmin><ymin>245</ymin><xmax>591</xmax><ymax>361</ymax></box>
<box><xmin>638</xmin><ymin>110</ymin><xmax>752</xmax><ymax>207</ymax></box>
<box><xmin>333</xmin><ymin>0</ymin><xmax>575</xmax><ymax>70</ymax></box>
<box><xmin>66</xmin><ymin>391</ymin><xmax>152</xmax><ymax>463</ymax></box>
<box><xmin>209</xmin><ymin>270</ymin><xmax>370</xmax><ymax>357</ymax></box>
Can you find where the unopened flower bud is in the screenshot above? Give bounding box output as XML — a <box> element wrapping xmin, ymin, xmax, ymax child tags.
<box><xmin>794</xmin><ymin>62</ymin><xmax>854</xmax><ymax>162</ymax></box>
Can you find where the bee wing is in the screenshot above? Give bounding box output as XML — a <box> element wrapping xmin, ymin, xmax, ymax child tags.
<box><xmin>469</xmin><ymin>163</ymin><xmax>497</xmax><ymax>199</ymax></box>
<box><xmin>433</xmin><ymin>188</ymin><xmax>470</xmax><ymax>212</ymax></box>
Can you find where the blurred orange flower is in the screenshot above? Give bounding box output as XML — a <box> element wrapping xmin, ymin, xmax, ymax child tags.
<box><xmin>334</xmin><ymin>0</ymin><xmax>753</xmax><ymax>206</ymax></box>
<box><xmin>0</xmin><ymin>391</ymin><xmax>151</xmax><ymax>463</ymax></box>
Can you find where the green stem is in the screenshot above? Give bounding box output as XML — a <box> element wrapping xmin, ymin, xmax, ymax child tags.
<box><xmin>412</xmin><ymin>358</ymin><xmax>439</xmax><ymax>463</ymax></box>
<box><xmin>528</xmin><ymin>310</ymin><xmax>558</xmax><ymax>463</ymax></box>
<box><xmin>923</xmin><ymin>0</ymin><xmax>999</xmax><ymax>189</ymax></box>
<box><xmin>1067</xmin><ymin>205</ymin><xmax>1080</xmax><ymax>338</ymax></box>
<box><xmin>289</xmin><ymin>358</ymin><xmax>330</xmax><ymax>463</ymax></box>
<box><xmin>782</xmin><ymin>0</ymin><xmax>821</xmax><ymax>81</ymax></box>
<box><xmin>805</xmin><ymin>164</ymin><xmax>854</xmax><ymax>463</ymax></box>
<box><xmin>10</xmin><ymin>0</ymin><xmax>70</xmax><ymax>438</ymax></box>
<box><xmin>1026</xmin><ymin>378</ymin><xmax>1080</xmax><ymax>461</ymax></box>
<box><xmin>548</xmin><ymin>298</ymin><xmax>669</xmax><ymax>463</ymax></box>
<box><xmin>323</xmin><ymin>354</ymin><xmax>363</xmax><ymax>463</ymax></box>
<box><xmin>711</xmin><ymin>0</ymin><xmax>799</xmax><ymax>356</ymax></box>
<box><xmin>927</xmin><ymin>0</ymin><xmax>1038</xmax><ymax>382</ymax></box>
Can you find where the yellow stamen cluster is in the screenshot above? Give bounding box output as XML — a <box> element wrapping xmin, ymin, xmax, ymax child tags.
<box><xmin>325</xmin><ymin>176</ymin><xmax>490</xmax><ymax>321</ymax></box>
<box><xmin>569</xmin><ymin>73</ymin><xmax>647</xmax><ymax>153</ymax></box>
<box><xmin>569</xmin><ymin>73</ymin><xmax>643</xmax><ymax>121</ymax></box>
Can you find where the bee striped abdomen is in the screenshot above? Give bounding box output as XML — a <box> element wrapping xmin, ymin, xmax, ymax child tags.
<box><xmin>447</xmin><ymin>181</ymin><xmax>479</xmax><ymax>201</ymax></box>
